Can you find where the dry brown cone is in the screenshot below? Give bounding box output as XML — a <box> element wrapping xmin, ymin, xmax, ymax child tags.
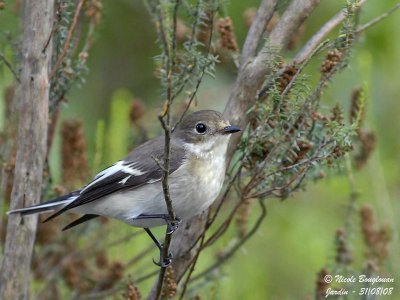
<box><xmin>123</xmin><ymin>280</ymin><xmax>142</xmax><ymax>300</ymax></box>
<box><xmin>85</xmin><ymin>0</ymin><xmax>102</xmax><ymax>25</ymax></box>
<box><xmin>176</xmin><ymin>18</ymin><xmax>189</xmax><ymax>43</ymax></box>
<box><xmin>354</xmin><ymin>130</ymin><xmax>376</xmax><ymax>170</ymax></box>
<box><xmin>330</xmin><ymin>103</ymin><xmax>344</xmax><ymax>125</ymax></box>
<box><xmin>335</xmin><ymin>228</ymin><xmax>353</xmax><ymax>265</ymax></box>
<box><xmin>278</xmin><ymin>64</ymin><xmax>298</xmax><ymax>93</ymax></box>
<box><xmin>61</xmin><ymin>119</ymin><xmax>89</xmax><ymax>190</ymax></box>
<box><xmin>129</xmin><ymin>99</ymin><xmax>148</xmax><ymax>145</ymax></box>
<box><xmin>63</xmin><ymin>257</ymin><xmax>87</xmax><ymax>290</ymax></box>
<box><xmin>294</xmin><ymin>139</ymin><xmax>314</xmax><ymax>163</ymax></box>
<box><xmin>375</xmin><ymin>224</ymin><xmax>391</xmax><ymax>262</ymax></box>
<box><xmin>161</xmin><ymin>266</ymin><xmax>177</xmax><ymax>298</ymax></box>
<box><xmin>0</xmin><ymin>1</ymin><xmax>4</xmax><ymax>10</ymax></box>
<box><xmin>197</xmin><ymin>10</ymin><xmax>213</xmax><ymax>45</ymax></box>
<box><xmin>216</xmin><ymin>17</ymin><xmax>239</xmax><ymax>52</ymax></box>
<box><xmin>316</xmin><ymin>268</ymin><xmax>331</xmax><ymax>300</ymax></box>
<box><xmin>95</xmin><ymin>250</ymin><xmax>109</xmax><ymax>269</ymax></box>
<box><xmin>129</xmin><ymin>99</ymin><xmax>145</xmax><ymax>125</ymax></box>
<box><xmin>360</xmin><ymin>204</ymin><xmax>392</xmax><ymax>265</ymax></box>
<box><xmin>99</xmin><ymin>261</ymin><xmax>124</xmax><ymax>291</ymax></box>
<box><xmin>349</xmin><ymin>87</ymin><xmax>365</xmax><ymax>127</ymax></box>
<box><xmin>321</xmin><ymin>49</ymin><xmax>343</xmax><ymax>74</ymax></box>
<box><xmin>360</xmin><ymin>204</ymin><xmax>378</xmax><ymax>248</ymax></box>
<box><xmin>311</xmin><ymin>111</ymin><xmax>329</xmax><ymax>123</ymax></box>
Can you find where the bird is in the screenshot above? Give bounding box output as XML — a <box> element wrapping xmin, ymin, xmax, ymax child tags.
<box><xmin>8</xmin><ymin>110</ymin><xmax>240</xmax><ymax>266</ymax></box>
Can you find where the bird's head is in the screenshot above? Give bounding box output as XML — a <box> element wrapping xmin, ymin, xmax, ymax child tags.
<box><xmin>174</xmin><ymin>110</ymin><xmax>240</xmax><ymax>157</ymax></box>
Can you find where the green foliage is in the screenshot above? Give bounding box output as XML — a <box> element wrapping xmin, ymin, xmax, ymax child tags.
<box><xmin>146</xmin><ymin>0</ymin><xmax>220</xmax><ymax>107</ymax></box>
<box><xmin>49</xmin><ymin>0</ymin><xmax>97</xmax><ymax>114</ymax></box>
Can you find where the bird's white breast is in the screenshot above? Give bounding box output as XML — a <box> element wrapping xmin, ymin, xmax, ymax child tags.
<box><xmin>171</xmin><ymin>135</ymin><xmax>229</xmax><ymax>217</ymax></box>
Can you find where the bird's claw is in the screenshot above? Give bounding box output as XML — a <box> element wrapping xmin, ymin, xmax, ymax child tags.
<box><xmin>166</xmin><ymin>216</ymin><xmax>181</xmax><ymax>235</ymax></box>
<box><xmin>152</xmin><ymin>250</ymin><xmax>173</xmax><ymax>267</ymax></box>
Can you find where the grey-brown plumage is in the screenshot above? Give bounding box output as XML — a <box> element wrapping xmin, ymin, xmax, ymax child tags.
<box><xmin>9</xmin><ymin>110</ymin><xmax>240</xmax><ymax>230</ymax></box>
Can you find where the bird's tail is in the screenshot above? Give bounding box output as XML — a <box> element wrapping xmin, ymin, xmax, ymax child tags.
<box><xmin>7</xmin><ymin>191</ymin><xmax>80</xmax><ymax>216</ymax></box>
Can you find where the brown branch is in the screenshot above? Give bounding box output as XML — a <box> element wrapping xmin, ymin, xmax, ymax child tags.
<box><xmin>151</xmin><ymin>1</ymin><xmax>180</xmax><ymax>300</ymax></box>
<box><xmin>0</xmin><ymin>0</ymin><xmax>54</xmax><ymax>298</ymax></box>
<box><xmin>160</xmin><ymin>0</ymin><xmax>321</xmax><ymax>289</ymax></box>
<box><xmin>239</xmin><ymin>0</ymin><xmax>278</xmax><ymax>66</ymax></box>
<box><xmin>224</xmin><ymin>0</ymin><xmax>320</xmax><ymax>161</ymax></box>
<box><xmin>49</xmin><ymin>0</ymin><xmax>84</xmax><ymax>79</ymax></box>
<box><xmin>294</xmin><ymin>0</ymin><xmax>368</xmax><ymax>63</ymax></box>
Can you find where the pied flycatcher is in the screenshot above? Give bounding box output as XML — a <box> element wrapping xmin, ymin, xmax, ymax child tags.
<box><xmin>8</xmin><ymin>110</ymin><xmax>240</xmax><ymax>266</ymax></box>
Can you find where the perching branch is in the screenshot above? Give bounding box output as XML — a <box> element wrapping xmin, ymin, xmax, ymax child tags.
<box><xmin>152</xmin><ymin>1</ymin><xmax>181</xmax><ymax>300</ymax></box>
<box><xmin>0</xmin><ymin>0</ymin><xmax>54</xmax><ymax>298</ymax></box>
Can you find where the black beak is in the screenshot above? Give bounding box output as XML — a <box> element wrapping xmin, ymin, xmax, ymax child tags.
<box><xmin>223</xmin><ymin>125</ymin><xmax>241</xmax><ymax>134</ymax></box>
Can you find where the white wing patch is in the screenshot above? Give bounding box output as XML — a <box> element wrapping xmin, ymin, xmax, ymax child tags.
<box><xmin>82</xmin><ymin>161</ymin><xmax>145</xmax><ymax>192</ymax></box>
<box><xmin>118</xmin><ymin>176</ymin><xmax>132</xmax><ymax>185</ymax></box>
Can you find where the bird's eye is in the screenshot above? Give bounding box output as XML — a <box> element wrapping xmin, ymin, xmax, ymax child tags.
<box><xmin>195</xmin><ymin>123</ymin><xmax>207</xmax><ymax>134</ymax></box>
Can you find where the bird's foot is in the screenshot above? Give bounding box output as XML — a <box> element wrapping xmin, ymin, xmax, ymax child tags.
<box><xmin>152</xmin><ymin>248</ymin><xmax>173</xmax><ymax>267</ymax></box>
<box><xmin>166</xmin><ymin>216</ymin><xmax>181</xmax><ymax>235</ymax></box>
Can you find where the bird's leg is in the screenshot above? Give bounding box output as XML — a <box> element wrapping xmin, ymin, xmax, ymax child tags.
<box><xmin>144</xmin><ymin>228</ymin><xmax>172</xmax><ymax>267</ymax></box>
<box><xmin>135</xmin><ymin>214</ymin><xmax>182</xmax><ymax>234</ymax></box>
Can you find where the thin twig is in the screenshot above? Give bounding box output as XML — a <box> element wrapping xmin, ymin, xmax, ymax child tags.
<box><xmin>172</xmin><ymin>6</ymin><xmax>216</xmax><ymax>131</ymax></box>
<box><xmin>49</xmin><ymin>0</ymin><xmax>85</xmax><ymax>79</ymax></box>
<box><xmin>0</xmin><ymin>51</ymin><xmax>20</xmax><ymax>83</ymax></box>
<box><xmin>294</xmin><ymin>0</ymin><xmax>368</xmax><ymax>63</ymax></box>
<box><xmin>281</xmin><ymin>40</ymin><xmax>330</xmax><ymax>100</ymax></box>
<box><xmin>191</xmin><ymin>199</ymin><xmax>267</xmax><ymax>283</ymax></box>
<box><xmin>153</xmin><ymin>1</ymin><xmax>181</xmax><ymax>299</ymax></box>
<box><xmin>77</xmin><ymin>270</ymin><xmax>158</xmax><ymax>300</ymax></box>
<box><xmin>178</xmin><ymin>225</ymin><xmax>207</xmax><ymax>300</ymax></box>
<box><xmin>356</xmin><ymin>3</ymin><xmax>400</xmax><ymax>34</ymax></box>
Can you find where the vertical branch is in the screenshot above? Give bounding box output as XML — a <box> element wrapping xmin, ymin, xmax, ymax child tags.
<box><xmin>151</xmin><ymin>1</ymin><xmax>180</xmax><ymax>300</ymax></box>
<box><xmin>0</xmin><ymin>0</ymin><xmax>54</xmax><ymax>298</ymax></box>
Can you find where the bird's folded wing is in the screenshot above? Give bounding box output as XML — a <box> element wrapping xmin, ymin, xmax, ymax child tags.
<box><xmin>44</xmin><ymin>136</ymin><xmax>186</xmax><ymax>222</ymax></box>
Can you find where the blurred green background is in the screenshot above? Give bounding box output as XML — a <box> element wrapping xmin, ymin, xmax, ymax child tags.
<box><xmin>1</xmin><ymin>0</ymin><xmax>399</xmax><ymax>299</ymax></box>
